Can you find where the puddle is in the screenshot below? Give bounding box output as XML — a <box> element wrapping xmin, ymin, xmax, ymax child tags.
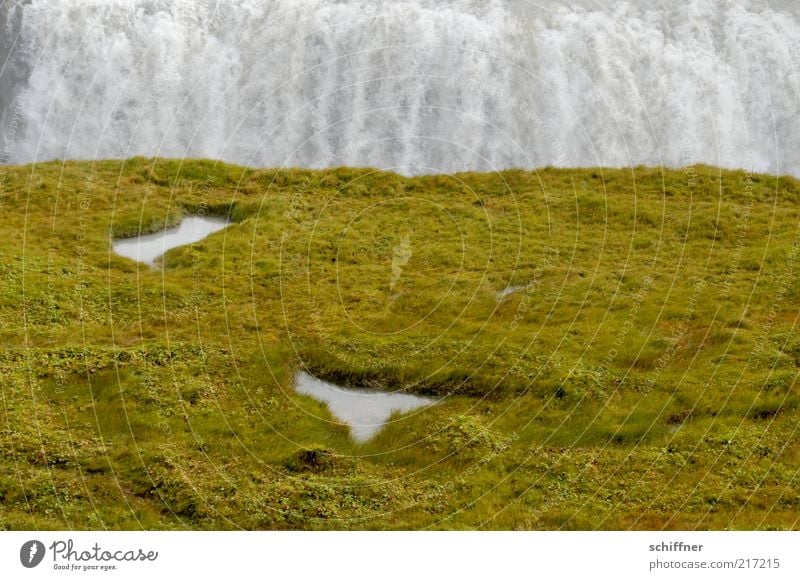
<box><xmin>112</xmin><ymin>216</ymin><xmax>230</xmax><ymax>267</ymax></box>
<box><xmin>295</xmin><ymin>371</ymin><xmax>437</xmax><ymax>442</ymax></box>
<box><xmin>496</xmin><ymin>284</ymin><xmax>528</xmax><ymax>300</ymax></box>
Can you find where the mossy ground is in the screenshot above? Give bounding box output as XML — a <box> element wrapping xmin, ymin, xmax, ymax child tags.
<box><xmin>0</xmin><ymin>158</ymin><xmax>798</xmax><ymax>530</ymax></box>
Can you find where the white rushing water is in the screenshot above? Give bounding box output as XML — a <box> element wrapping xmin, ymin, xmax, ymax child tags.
<box><xmin>2</xmin><ymin>0</ymin><xmax>800</xmax><ymax>175</ymax></box>
<box><xmin>112</xmin><ymin>215</ymin><xmax>229</xmax><ymax>266</ymax></box>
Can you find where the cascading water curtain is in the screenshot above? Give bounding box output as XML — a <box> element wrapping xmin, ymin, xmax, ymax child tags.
<box><xmin>2</xmin><ymin>0</ymin><xmax>800</xmax><ymax>175</ymax></box>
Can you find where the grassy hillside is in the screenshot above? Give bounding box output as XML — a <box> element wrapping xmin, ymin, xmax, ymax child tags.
<box><xmin>0</xmin><ymin>158</ymin><xmax>798</xmax><ymax>530</ymax></box>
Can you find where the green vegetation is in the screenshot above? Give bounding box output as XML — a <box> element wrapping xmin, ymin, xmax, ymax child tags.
<box><xmin>0</xmin><ymin>158</ymin><xmax>798</xmax><ymax>530</ymax></box>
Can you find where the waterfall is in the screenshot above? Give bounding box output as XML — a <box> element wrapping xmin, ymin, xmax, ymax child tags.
<box><xmin>1</xmin><ymin>0</ymin><xmax>799</xmax><ymax>175</ymax></box>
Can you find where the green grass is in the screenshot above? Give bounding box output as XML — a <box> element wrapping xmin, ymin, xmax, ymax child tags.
<box><xmin>0</xmin><ymin>157</ymin><xmax>799</xmax><ymax>530</ymax></box>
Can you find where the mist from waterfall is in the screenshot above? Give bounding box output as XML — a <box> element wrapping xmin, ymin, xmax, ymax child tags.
<box><xmin>1</xmin><ymin>0</ymin><xmax>799</xmax><ymax>175</ymax></box>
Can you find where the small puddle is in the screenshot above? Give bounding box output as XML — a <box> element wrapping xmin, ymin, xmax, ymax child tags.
<box><xmin>496</xmin><ymin>284</ymin><xmax>527</xmax><ymax>300</ymax></box>
<box><xmin>295</xmin><ymin>371</ymin><xmax>437</xmax><ymax>443</ymax></box>
<box><xmin>112</xmin><ymin>215</ymin><xmax>230</xmax><ymax>267</ymax></box>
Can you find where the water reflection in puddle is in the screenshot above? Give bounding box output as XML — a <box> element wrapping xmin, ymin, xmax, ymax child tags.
<box><xmin>295</xmin><ymin>371</ymin><xmax>437</xmax><ymax>442</ymax></box>
<box><xmin>112</xmin><ymin>216</ymin><xmax>230</xmax><ymax>267</ymax></box>
<box><xmin>496</xmin><ymin>284</ymin><xmax>527</xmax><ymax>300</ymax></box>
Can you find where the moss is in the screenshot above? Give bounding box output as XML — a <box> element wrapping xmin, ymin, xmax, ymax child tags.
<box><xmin>284</xmin><ymin>447</ymin><xmax>336</xmax><ymax>473</ymax></box>
<box><xmin>1</xmin><ymin>159</ymin><xmax>799</xmax><ymax>530</ymax></box>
